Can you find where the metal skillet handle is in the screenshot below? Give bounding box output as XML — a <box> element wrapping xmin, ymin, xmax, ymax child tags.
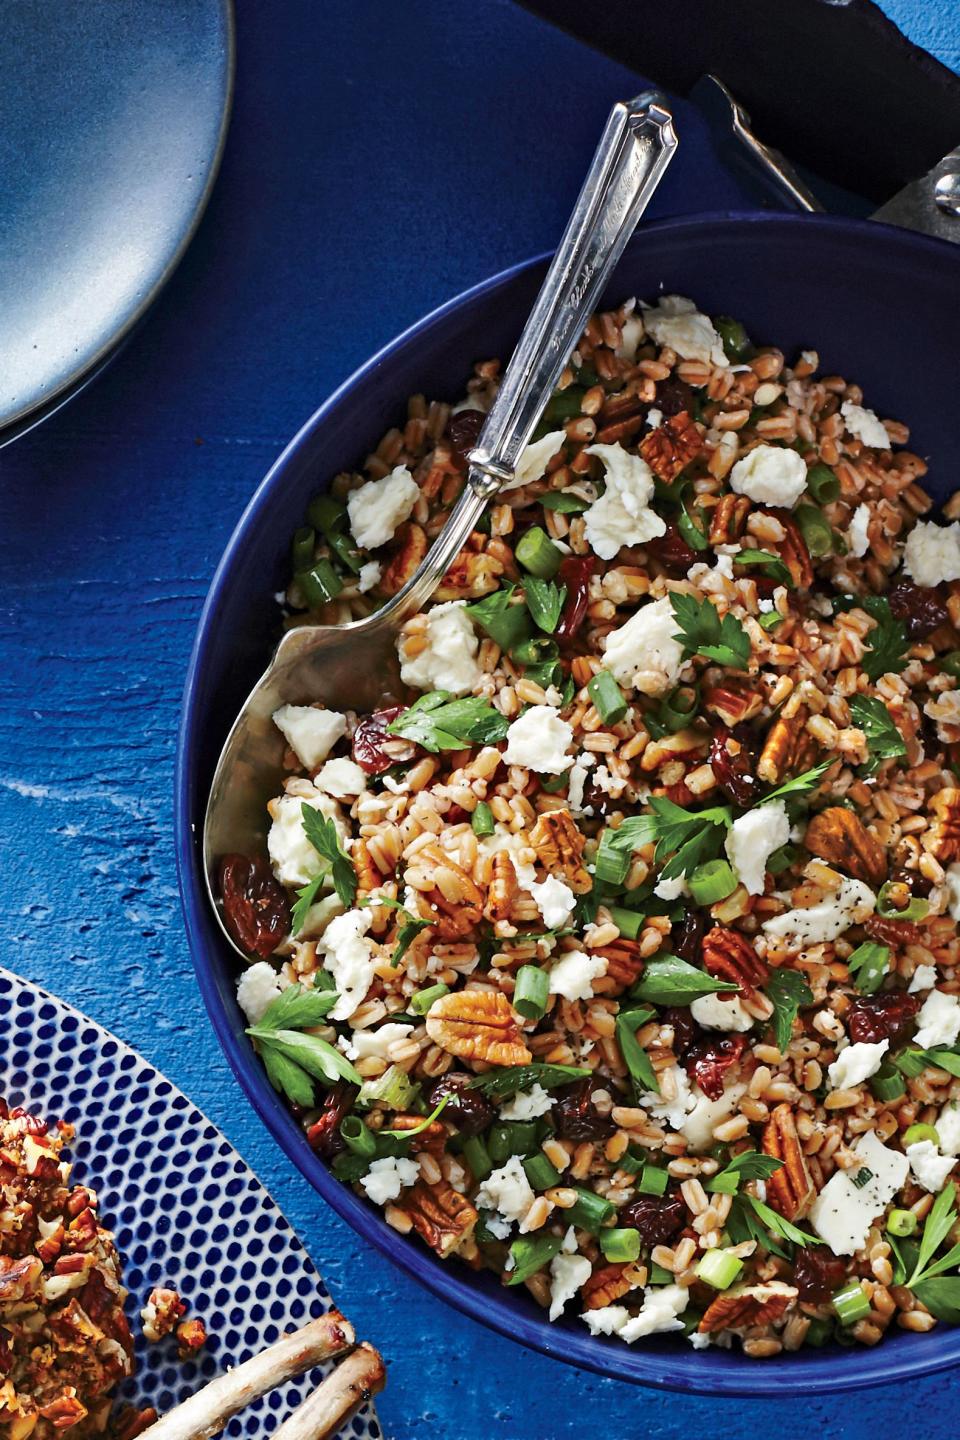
<box><xmin>380</xmin><ymin>91</ymin><xmax>677</xmax><ymax>622</ymax></box>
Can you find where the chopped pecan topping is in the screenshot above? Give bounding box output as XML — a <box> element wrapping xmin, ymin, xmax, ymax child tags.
<box><xmin>38</xmin><ymin>1389</ymin><xmax>88</xmax><ymax>1429</ymax></box>
<box><xmin>412</xmin><ymin>843</ymin><xmax>484</xmax><ymax>939</ymax></box>
<box><xmin>698</xmin><ymin>1281</ymin><xmax>797</xmax><ymax>1334</ymax></box>
<box><xmin>379</xmin><ymin>522</ymin><xmax>428</xmax><ymax>596</ymax></box>
<box><xmin>639</xmin><ymin>411</ymin><xmax>703</xmax><ymax>481</ymax></box>
<box><xmin>929</xmin><ymin>788</ymin><xmax>960</xmax><ymax>863</ymax></box>
<box><xmin>0</xmin><ymin>1256</ymin><xmax>42</xmax><ymax>1305</ymax></box>
<box><xmin>708</xmin><ymin>493</ymin><xmax>751</xmax><ymax>546</ymax></box>
<box><xmin>591</xmin><ymin>938</ymin><xmax>644</xmax><ymax>996</ymax></box>
<box><xmin>762</xmin><ymin>1104</ymin><xmax>814</xmax><ymax>1221</ymax></box>
<box><xmin>804</xmin><ymin>807</ymin><xmax>888</xmax><ymax>888</ymax></box>
<box><xmin>402</xmin><ymin>1180</ymin><xmax>478</xmax><ymax>1257</ymax></box>
<box><xmin>436</xmin><ymin>546</ymin><xmax>504</xmax><ymax>601</ymax></box>
<box><xmin>703</xmin><ymin>927</ymin><xmax>768</xmax><ymax>999</ymax></box>
<box><xmin>176</xmin><ymin>1318</ymin><xmax>208</xmax><ymax>1357</ymax></box>
<box><xmin>383</xmin><ymin>1114</ymin><xmax>447</xmax><ymax>1154</ymax></box>
<box><xmin>484</xmin><ymin>852</ymin><xmax>518</xmax><ymax>922</ymax></box>
<box><xmin>528</xmin><ymin>809</ymin><xmax>591</xmax><ymax>893</ymax></box>
<box><xmin>581</xmin><ymin>1262</ymin><xmax>633</xmax><ymax>1310</ymax></box>
<box><xmin>757</xmin><ymin>705</ymin><xmax>818</xmax><ymax>785</ymax></box>
<box><xmin>425</xmin><ymin>990</ymin><xmax>532</xmax><ymax>1066</ymax></box>
<box><xmin>703</xmin><ymin>678</ymin><xmax>764</xmax><ymax>728</ymax></box>
<box><xmin>759</xmin><ymin>508</ymin><xmax>814</xmax><ymax>589</ymax></box>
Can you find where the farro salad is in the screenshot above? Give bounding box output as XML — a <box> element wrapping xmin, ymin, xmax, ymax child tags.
<box><xmin>219</xmin><ymin>292</ymin><xmax>960</xmax><ymax>1357</ymax></box>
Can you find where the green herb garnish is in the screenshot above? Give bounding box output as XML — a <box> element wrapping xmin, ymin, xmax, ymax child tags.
<box><xmin>387</xmin><ymin>691</ymin><xmax>510</xmax><ymax>753</ymax></box>
<box><xmin>848</xmin><ymin>694</ymin><xmax>908</xmax><ymax>774</ymax></box>
<box><xmin>765</xmin><ymin>967</ymin><xmax>813</xmax><ymax>1051</ymax></box>
<box><xmin>248</xmin><ymin>983</ymin><xmax>360</xmax><ymax>1107</ymax></box>
<box><xmin>707</xmin><ymin>1151</ymin><xmax>785</xmax><ymax>1194</ymax></box>
<box><xmin>301</xmin><ymin>804</ymin><xmax>357</xmax><ymax>908</ymax></box>
<box><xmin>616</xmin><ymin>1006</ymin><xmax>659</xmax><ymax>1094</ymax></box>
<box><xmin>733</xmin><ymin>549</ymin><xmax>793</xmax><ymax>587</ymax></box>
<box><xmin>607</xmin><ymin>796</ymin><xmax>733</xmax><ymax>881</ymax></box>
<box><xmin>670</xmin><ymin>592</ymin><xmax>751</xmax><ymax>671</ymax></box>
<box><xmin>631</xmin><ymin>953</ymin><xmax>738</xmax><ymax>1006</ymax></box>
<box><xmin>846</xmin><ymin>941</ymin><xmax>890</xmax><ymax>996</ymax></box>
<box><xmin>524</xmin><ymin>577</ymin><xmax>567</xmax><ymax>635</ymax></box>
<box><xmin>466</xmin><ymin>1062</ymin><xmax>590</xmax><ymax>1100</ymax></box>
<box><xmin>837</xmin><ymin>595</ymin><xmax>909</xmax><ymax>681</ymax></box>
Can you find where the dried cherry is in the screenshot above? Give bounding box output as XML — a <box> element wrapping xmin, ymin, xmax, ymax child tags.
<box><xmin>552</xmin><ymin>1078</ymin><xmax>616</xmax><ymax>1141</ymax></box>
<box><xmin>793</xmin><ymin>1247</ymin><xmax>847</xmax><ymax>1302</ymax></box>
<box><xmin>662</xmin><ymin>1004</ymin><xmax>699</xmax><ymax>1058</ymax></box>
<box><xmin>446</xmin><ymin>408</ymin><xmax>485</xmax><ymax>462</ymax></box>
<box><xmin>887</xmin><ymin>580</ymin><xmax>950</xmax><ymax>640</ymax></box>
<box><xmin>352</xmin><ymin>704</ymin><xmax>406</xmax><ymax>774</ymax></box>
<box><xmin>426</xmin><ymin>1073</ymin><xmax>494</xmax><ymax>1138</ymax></box>
<box><xmin>619</xmin><ymin>1191</ymin><xmax>686</xmax><ymax>1244</ymax></box>
<box><xmin>644</xmin><ymin>521</ymin><xmax>697</xmax><ymax>576</ymax></box>
<box><xmin>219</xmin><ymin>853</ymin><xmax>290</xmax><ymax>959</ymax></box>
<box><xmin>655</xmin><ymin>376</ymin><xmax>696</xmax><ymax>418</ymax></box>
<box><xmin>306</xmin><ymin>1082</ymin><xmax>359</xmax><ymax>1158</ymax></box>
<box><xmin>709</xmin><ymin>727</ymin><xmax>760</xmax><ymax>807</ymax></box>
<box><xmin>888</xmin><ymin>864</ymin><xmax>933</xmax><ymax>899</ymax></box>
<box><xmin>670</xmin><ymin>912</ymin><xmax>707</xmax><ymax>969</ymax></box>
<box><xmin>684</xmin><ymin>1034</ymin><xmax>747</xmax><ymax>1101</ymax></box>
<box><xmin>846</xmin><ymin>991</ymin><xmax>920</xmax><ymax>1046</ymax></box>
<box><xmin>555</xmin><ymin>555</ymin><xmax>596</xmax><ymax>642</ymax></box>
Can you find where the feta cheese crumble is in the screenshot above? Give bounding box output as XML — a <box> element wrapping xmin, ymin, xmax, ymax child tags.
<box><xmin>582</xmin><ymin>443</ymin><xmax>665</xmax><ymax>560</ymax></box>
<box><xmin>913</xmin><ymin>989</ymin><xmax>960</xmax><ymax>1050</ymax></box>
<box><xmin>841</xmin><ymin>401</ymin><xmax>890</xmax><ymax>450</ymax></box>
<box><xmin>762</xmin><ymin>877</ymin><xmax>876</xmax><ymax>947</ymax></box>
<box><xmin>358</xmin><ymin>559</ymin><xmax>382</xmax><ymax>593</ymax></box>
<box><xmin>529</xmin><ymin>875</ymin><xmax>576</xmax><ymax>929</ymax></box>
<box><xmin>654</xmin><ymin>874</ymin><xmax>687</xmax><ymax>901</ymax></box>
<box><xmin>724</xmin><ymin>800</ymin><xmax>790</xmax><ymax>896</ymax></box>
<box><xmin>903</xmin><ymin>521</ymin><xmax>960</xmax><ymax>588</ymax></box>
<box><xmin>642</xmin><ymin>295</ymin><xmax>728</xmax><ymax>368</ymax></box>
<box><xmin>502</xmin><ymin>708</ymin><xmax>574</xmax><ymax>774</ymax></box>
<box><xmin>236</xmin><ymin>961</ymin><xmax>283</xmax><ymax>1025</ymax></box>
<box><xmin>906</xmin><ymin>1139</ymin><xmax>956</xmax><ymax>1194</ymax></box>
<box><xmin>360</xmin><ymin>1155</ymin><xmax>419</xmax><ymax>1205</ymax></box>
<box><xmin>317</xmin><ymin>907</ymin><xmax>377</xmax><ymax>1021</ymax></box>
<box><xmin>314</xmin><ymin>757</ymin><xmax>368</xmax><ymax>798</ymax></box>
<box><xmin>847</xmin><ymin>504</ymin><xmax>871</xmax><ymax>559</ymax></box>
<box><xmin>639</xmin><ymin>1063</ymin><xmax>695</xmax><ymax>1132</ymax></box>
<box><xmin>908</xmin><ymin>964</ymin><xmax>938</xmax><ymax>994</ymax></box>
<box><xmin>937</xmin><ymin>1102</ymin><xmax>960</xmax><ymax>1156</ymax></box>
<box><xmin>729</xmin><ymin>444</ymin><xmax>808</xmax><ymax>509</ymax></box>
<box><xmin>547</xmin><ymin>949</ymin><xmax>607</xmax><ymax>1002</ymax></box>
<box><xmin>342</xmin><ymin>1023</ymin><xmax>413</xmax><ymax>1062</ymax></box>
<box><xmin>272</xmin><ymin>705</ymin><xmax>346</xmax><ymax>771</ymax></box>
<box><xmin>549</xmin><ymin>1252</ymin><xmax>592</xmax><ymax>1321</ymax></box>
<box><xmin>581</xmin><ymin>1284</ymin><xmax>689</xmax><ymax>1341</ymax></box>
<box><xmin>690</xmin><ymin>993</ymin><xmax>753</xmax><ymax>1033</ymax></box>
<box><xmin>399</xmin><ymin>600</ymin><xmax>482</xmax><ymax>696</ymax></box>
<box><xmin>474</xmin><ymin>1156</ymin><xmax>534</xmax><ymax>1231</ymax></box>
<box><xmin>504</xmin><ymin>431</ymin><xmax>566</xmax><ymax>492</ymax></box>
<box><xmin>499</xmin><ymin>1084</ymin><xmax>554</xmax><ymax>1121</ymax></box>
<box><xmin>809</xmin><ymin>1131</ymin><xmax>909</xmax><ymax>1255</ymax></box>
<box><xmin>267</xmin><ymin>791</ymin><xmax>346</xmax><ymax>887</ymax></box>
<box><xmin>682</xmin><ymin>1083</ymin><xmax>746</xmax><ymax>1153</ymax></box>
<box><xmin>602</xmin><ymin>596</ymin><xmax>686</xmax><ymax>697</ymax></box>
<box><xmin>346</xmin><ymin>465</ymin><xmax>419</xmax><ymax>550</ymax></box>
<box><xmin>827</xmin><ymin>1039</ymin><xmax>889</xmax><ymax>1090</ymax></box>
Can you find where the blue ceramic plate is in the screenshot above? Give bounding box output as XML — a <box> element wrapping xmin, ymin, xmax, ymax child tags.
<box><xmin>0</xmin><ymin>0</ymin><xmax>233</xmax><ymax>445</ymax></box>
<box><xmin>176</xmin><ymin>213</ymin><xmax>960</xmax><ymax>1395</ymax></box>
<box><xmin>0</xmin><ymin>966</ymin><xmax>381</xmax><ymax>1439</ymax></box>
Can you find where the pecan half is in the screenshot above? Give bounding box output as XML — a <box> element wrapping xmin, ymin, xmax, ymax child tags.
<box><xmin>352</xmin><ymin>839</ymin><xmax>384</xmax><ymax>893</ymax></box>
<box><xmin>384</xmin><ymin>1114</ymin><xmax>447</xmax><ymax>1154</ymax></box>
<box><xmin>762</xmin><ymin>1104</ymin><xmax>814</xmax><ymax>1221</ymax></box>
<box><xmin>402</xmin><ymin>1179</ymin><xmax>478</xmax><ymax>1257</ymax></box>
<box><xmin>639</xmin><ymin>411</ymin><xmax>703</xmax><ymax>481</ymax></box>
<box><xmin>529</xmin><ymin>809</ymin><xmax>591</xmax><ymax>893</ymax></box>
<box><xmin>38</xmin><ymin>1391</ymin><xmax>88</xmax><ymax>1429</ymax></box>
<box><xmin>708</xmin><ymin>493</ymin><xmax>751</xmax><ymax>546</ymax></box>
<box><xmin>698</xmin><ymin>1281</ymin><xmax>798</xmax><ymax>1334</ymax></box>
<box><xmin>0</xmin><ymin>1256</ymin><xmax>42</xmax><ymax>1304</ymax></box>
<box><xmin>435</xmin><ymin>547</ymin><xmax>503</xmax><ymax>601</ymax></box>
<box><xmin>759</xmin><ymin>508</ymin><xmax>814</xmax><ymax>589</ymax></box>
<box><xmin>379</xmin><ymin>522</ymin><xmax>428</xmax><ymax>596</ymax></box>
<box><xmin>930</xmin><ymin>788</ymin><xmax>960</xmax><ymax>863</ymax></box>
<box><xmin>703</xmin><ymin>927</ymin><xmax>768</xmax><ymax>999</ymax></box>
<box><xmin>412</xmin><ymin>843</ymin><xmax>484</xmax><ymax>939</ymax></box>
<box><xmin>591</xmin><ymin>938</ymin><xmax>644</xmax><ymax>996</ymax></box>
<box><xmin>425</xmin><ymin>991</ymin><xmax>532</xmax><ymax>1066</ymax></box>
<box><xmin>804</xmin><ymin>807</ymin><xmax>888</xmax><ymax>888</ymax></box>
<box><xmin>582</xmin><ymin>1262</ymin><xmax>633</xmax><ymax>1310</ymax></box>
<box><xmin>757</xmin><ymin>705</ymin><xmax>818</xmax><ymax>785</ymax></box>
<box><xmin>703</xmin><ymin>677</ymin><xmax>764</xmax><ymax>728</ymax></box>
<box><xmin>484</xmin><ymin>852</ymin><xmax>518</xmax><ymax>922</ymax></box>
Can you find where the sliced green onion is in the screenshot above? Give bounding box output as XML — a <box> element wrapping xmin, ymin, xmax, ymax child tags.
<box><xmin>327</xmin><ymin>529</ymin><xmax>365</xmax><ymax>575</ymax></box>
<box><xmin>794</xmin><ymin>504</ymin><xmax>833</xmax><ymax>558</ymax></box>
<box><xmin>566</xmin><ymin>1187</ymin><xmax>615</xmax><ymax>1234</ymax></box>
<box><xmin>832</xmin><ymin>1281</ymin><xmax>871</xmax><ymax>1327</ymax></box>
<box><xmin>805</xmin><ymin>463</ymin><xmax>840</xmax><ymax>505</ymax></box>
<box><xmin>659</xmin><ymin>683</ymin><xmax>701</xmax><ymax>733</ymax></box>
<box><xmin>306</xmin><ymin>494</ymin><xmax>348</xmax><ymax>532</ymax></box>
<box><xmin>887</xmin><ymin>1208</ymin><xmax>918</xmax><ymax>1238</ymax></box>
<box><xmin>523</xmin><ymin>1152</ymin><xmax>562</xmax><ymax>1191</ymax></box>
<box><xmin>410</xmin><ymin>983</ymin><xmax>450</xmax><ymax>1017</ymax></box>
<box><xmin>688</xmin><ymin>859</ymin><xmax>738</xmax><ymax>906</ymax></box>
<box><xmin>637</xmin><ymin>1164</ymin><xmax>669</xmax><ymax>1197</ymax></box>
<box><xmin>608</xmin><ymin>905</ymin><xmax>644</xmax><ymax>941</ymax></box>
<box><xmin>291</xmin><ymin>526</ymin><xmax>316</xmax><ymax>571</ymax></box>
<box><xmin>539</xmin><ymin>387</ymin><xmax>586</xmax><ymax>427</ymax></box>
<box><xmin>677</xmin><ymin>504</ymin><xmax>709</xmax><ymax>551</ymax></box>
<box><xmin>506</xmin><ymin>1233</ymin><xmax>563</xmax><ymax>1285</ymax></box>
<box><xmin>647</xmin><ymin>1261</ymin><xmax>674</xmax><ymax>1285</ymax></box>
<box><xmin>488</xmin><ymin>1121</ymin><xmax>538</xmax><ymax>1168</ymax></box>
<box><xmin>695</xmin><ymin>1249</ymin><xmax>744</xmax><ymax>1291</ymax></box>
<box><xmin>588</xmin><ymin>670</ymin><xmax>628</xmax><ymax>726</ymax></box>
<box><xmin>939</xmin><ymin>650</ymin><xmax>960</xmax><ymax>679</ymax></box>
<box><xmin>904</xmin><ymin>1122</ymin><xmax>940</xmax><ymax>1147</ymax></box>
<box><xmin>512</xmin><ymin>636</ymin><xmax>560</xmax><ymax>667</ymax></box>
<box><xmin>297</xmin><ymin>559</ymin><xmax>343</xmax><ymax>607</ymax></box>
<box><xmin>471</xmin><ymin>801</ymin><xmax>495</xmax><ymax>837</ymax></box>
<box><xmin>805</xmin><ymin>1317</ymin><xmax>834</xmax><ymax>1347</ymax></box>
<box><xmin>339</xmin><ymin>1115</ymin><xmax>377</xmax><ymax>1158</ymax></box>
<box><xmin>850</xmin><ymin>1166</ymin><xmax>874</xmax><ymax>1190</ymax></box>
<box><xmin>713</xmin><ymin>316</ymin><xmax>753</xmax><ymax>362</ymax></box>
<box><xmin>594</xmin><ymin>831</ymin><xmax>631</xmax><ymax>887</ymax></box>
<box><xmin>513</xmin><ymin>965</ymin><xmax>550</xmax><ymax>1021</ymax></box>
<box><xmin>462</xmin><ymin>1134</ymin><xmax>493</xmax><ymax>1183</ymax></box>
<box><xmin>877</xmin><ymin>881</ymin><xmax>930</xmax><ymax>922</ymax></box>
<box><xmin>601</xmin><ymin>1228</ymin><xmax>642</xmax><ymax>1263</ymax></box>
<box><xmin>766</xmin><ymin>842</ymin><xmax>799</xmax><ymax>875</ymax></box>
<box><xmin>540</xmin><ymin>490</ymin><xmax>589</xmax><ymax>514</ymax></box>
<box><xmin>356</xmin><ymin>1064</ymin><xmax>420</xmax><ymax>1111</ymax></box>
<box><xmin>516</xmin><ymin>526</ymin><xmax>563</xmax><ymax>579</ymax></box>
<box><xmin>758</xmin><ymin>608</ymin><xmax>784</xmax><ymax>632</ymax></box>
<box><xmin>870</xmin><ymin>1062</ymin><xmax>906</xmax><ymax>1102</ymax></box>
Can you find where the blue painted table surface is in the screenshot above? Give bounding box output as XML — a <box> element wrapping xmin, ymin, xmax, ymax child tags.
<box><xmin>0</xmin><ymin>2</ymin><xmax>954</xmax><ymax>1435</ymax></box>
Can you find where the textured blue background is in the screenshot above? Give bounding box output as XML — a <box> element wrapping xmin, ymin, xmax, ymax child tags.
<box><xmin>0</xmin><ymin>2</ymin><xmax>954</xmax><ymax>1435</ymax></box>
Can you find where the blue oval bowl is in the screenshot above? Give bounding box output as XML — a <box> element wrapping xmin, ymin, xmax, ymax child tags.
<box><xmin>176</xmin><ymin>213</ymin><xmax>960</xmax><ymax>1395</ymax></box>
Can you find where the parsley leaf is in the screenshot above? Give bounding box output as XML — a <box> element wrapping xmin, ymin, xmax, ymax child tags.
<box><xmin>726</xmin><ymin>1196</ymin><xmax>789</xmax><ymax>1259</ymax></box>
<box><xmin>361</xmin><ymin>895</ymin><xmax>432</xmax><ymax>965</ymax></box>
<box><xmin>913</xmin><ymin>1276</ymin><xmax>960</xmax><ymax>1323</ymax></box>
<box><xmin>670</xmin><ymin>592</ymin><xmax>751</xmax><ymax>671</ymax></box>
<box><xmin>848</xmin><ymin>694</ymin><xmax>908</xmax><ymax>774</ymax></box>
<box><xmin>907</xmin><ymin>1184</ymin><xmax>960</xmax><ymax>1288</ymax></box>
<box><xmin>732</xmin><ymin>549</ymin><xmax>793</xmax><ymax>587</ymax></box>
<box><xmin>248</xmin><ymin>980</ymin><xmax>361</xmax><ymax>1106</ymax></box>
<box><xmin>466</xmin><ymin>1062</ymin><xmax>590</xmax><ymax>1100</ymax></box>
<box><xmin>388</xmin><ymin>693</ymin><xmax>510</xmax><ymax>753</ymax></box>
<box><xmin>610</xmin><ymin>796</ymin><xmax>732</xmax><ymax>880</ymax></box>
<box><xmin>746</xmin><ymin>1193</ymin><xmax>818</xmax><ymax>1248</ymax></box>
<box><xmin>465</xmin><ymin>585</ymin><xmax>532</xmax><ymax>652</ymax></box>
<box><xmin>540</xmin><ymin>491</ymin><xmax>589</xmax><ymax>514</ymax></box>
<box><xmin>707</xmin><ymin>1151</ymin><xmax>785</xmax><ymax>1194</ymax></box>
<box><xmin>256</xmin><ymin>980</ymin><xmax>339</xmax><ymax>1032</ymax></box>
<box><xmin>301</xmin><ymin>803</ymin><xmax>357</xmax><ymax>908</ymax></box>
<box><xmin>765</xmin><ymin>967</ymin><xmax>813</xmax><ymax>1051</ymax></box>
<box><xmin>757</xmin><ymin>760</ymin><xmax>833</xmax><ymax>808</ymax></box>
<box><xmin>846</xmin><ymin>941</ymin><xmax>890</xmax><ymax>996</ymax></box>
<box><xmin>290</xmin><ymin>875</ymin><xmax>338</xmax><ymax>935</ymax></box>
<box><xmin>849</xmin><ymin>596</ymin><xmax>909</xmax><ymax>681</ymax></box>
<box><xmin>524</xmin><ymin>577</ymin><xmax>567</xmax><ymax>634</ymax></box>
<box><xmin>631</xmin><ymin>953</ymin><xmax>738</xmax><ymax>1005</ymax></box>
<box><xmin>616</xmin><ymin>1007</ymin><xmax>659</xmax><ymax>1095</ymax></box>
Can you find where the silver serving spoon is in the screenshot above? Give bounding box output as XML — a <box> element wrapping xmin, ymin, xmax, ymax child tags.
<box><xmin>204</xmin><ymin>91</ymin><xmax>678</xmax><ymax>956</ymax></box>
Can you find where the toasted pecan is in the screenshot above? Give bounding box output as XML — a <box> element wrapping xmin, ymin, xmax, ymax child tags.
<box><xmin>425</xmin><ymin>991</ymin><xmax>532</xmax><ymax>1066</ymax></box>
<box><xmin>639</xmin><ymin>411</ymin><xmax>704</xmax><ymax>481</ymax></box>
<box><xmin>804</xmin><ymin>807</ymin><xmax>888</xmax><ymax>888</ymax></box>
<box><xmin>703</xmin><ymin>927</ymin><xmax>768</xmax><ymax>999</ymax></box>
<box><xmin>762</xmin><ymin>1104</ymin><xmax>814</xmax><ymax>1221</ymax></box>
<box><xmin>698</xmin><ymin>1281</ymin><xmax>798</xmax><ymax>1334</ymax></box>
<box><xmin>402</xmin><ymin>1180</ymin><xmax>478</xmax><ymax>1257</ymax></box>
<box><xmin>529</xmin><ymin>809</ymin><xmax>592</xmax><ymax>894</ymax></box>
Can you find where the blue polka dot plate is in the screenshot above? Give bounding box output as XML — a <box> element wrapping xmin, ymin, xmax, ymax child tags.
<box><xmin>0</xmin><ymin>966</ymin><xmax>382</xmax><ymax>1439</ymax></box>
